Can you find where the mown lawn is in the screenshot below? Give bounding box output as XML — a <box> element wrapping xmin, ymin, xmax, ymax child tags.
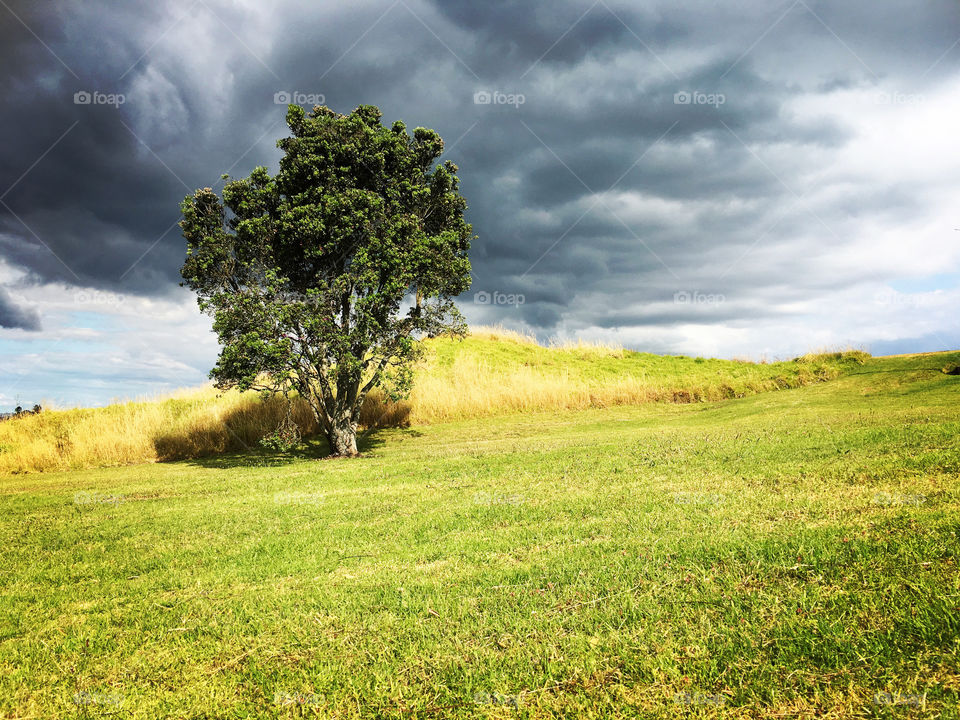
<box><xmin>1</xmin><ymin>352</ymin><xmax>958</xmax><ymax>718</ymax></box>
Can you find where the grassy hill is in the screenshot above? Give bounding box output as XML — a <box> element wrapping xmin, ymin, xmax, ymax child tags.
<box><xmin>0</xmin><ymin>328</ymin><xmax>868</xmax><ymax>474</ymax></box>
<box><xmin>1</xmin><ymin>346</ymin><xmax>958</xmax><ymax>717</ymax></box>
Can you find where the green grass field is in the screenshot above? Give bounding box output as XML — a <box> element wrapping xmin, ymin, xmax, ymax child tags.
<box><xmin>2</xmin><ymin>350</ymin><xmax>959</xmax><ymax>718</ymax></box>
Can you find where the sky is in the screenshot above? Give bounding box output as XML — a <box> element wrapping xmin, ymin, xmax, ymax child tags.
<box><xmin>1</xmin><ymin>0</ymin><xmax>959</xmax><ymax>409</ymax></box>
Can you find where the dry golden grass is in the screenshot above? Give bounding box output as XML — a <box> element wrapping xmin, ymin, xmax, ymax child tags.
<box><xmin>464</xmin><ymin>324</ymin><xmax>539</xmax><ymax>345</ymax></box>
<box><xmin>0</xmin><ymin>388</ymin><xmax>317</xmax><ymax>474</ymax></box>
<box><xmin>0</xmin><ymin>327</ymin><xmax>868</xmax><ymax>473</ymax></box>
<box><xmin>469</xmin><ymin>325</ymin><xmax>625</xmax><ymax>355</ymax></box>
<box><xmin>380</xmin><ymin>332</ymin><xmax>867</xmax><ymax>425</ymax></box>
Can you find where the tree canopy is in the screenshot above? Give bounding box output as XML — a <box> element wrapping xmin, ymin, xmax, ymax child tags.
<box><xmin>180</xmin><ymin>104</ymin><xmax>473</xmax><ymax>455</ymax></box>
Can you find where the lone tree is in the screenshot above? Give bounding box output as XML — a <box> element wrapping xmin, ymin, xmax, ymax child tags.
<box><xmin>180</xmin><ymin>104</ymin><xmax>473</xmax><ymax>456</ymax></box>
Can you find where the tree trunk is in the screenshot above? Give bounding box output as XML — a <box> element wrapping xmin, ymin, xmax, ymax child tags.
<box><xmin>308</xmin><ymin>373</ymin><xmax>361</xmax><ymax>458</ymax></box>
<box><xmin>326</xmin><ymin>411</ymin><xmax>359</xmax><ymax>457</ymax></box>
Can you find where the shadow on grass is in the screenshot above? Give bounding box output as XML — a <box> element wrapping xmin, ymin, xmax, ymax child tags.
<box><xmin>151</xmin><ymin>386</ymin><xmax>419</xmax><ymax>469</ymax></box>
<box><xmin>172</xmin><ymin>427</ymin><xmax>423</xmax><ymax>469</ymax></box>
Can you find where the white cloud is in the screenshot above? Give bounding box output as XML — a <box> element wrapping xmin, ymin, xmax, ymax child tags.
<box><xmin>0</xmin><ymin>279</ymin><xmax>217</xmax><ymax>408</ymax></box>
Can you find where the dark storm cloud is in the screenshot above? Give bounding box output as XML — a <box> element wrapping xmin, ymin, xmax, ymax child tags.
<box><xmin>0</xmin><ymin>286</ymin><xmax>39</xmax><ymax>330</ymax></box>
<box><xmin>0</xmin><ymin>0</ymin><xmax>958</xmax><ymax>344</ymax></box>
<box><xmin>0</xmin><ymin>0</ymin><xmax>295</xmax><ymax>293</ymax></box>
<box><xmin>428</xmin><ymin>0</ymin><xmax>689</xmax><ymax>78</ymax></box>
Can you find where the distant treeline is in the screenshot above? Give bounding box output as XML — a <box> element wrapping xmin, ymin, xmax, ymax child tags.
<box><xmin>0</xmin><ymin>404</ymin><xmax>42</xmax><ymax>421</ymax></box>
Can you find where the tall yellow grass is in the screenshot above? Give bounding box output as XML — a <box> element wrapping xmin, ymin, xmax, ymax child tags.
<box><xmin>467</xmin><ymin>325</ymin><xmax>625</xmax><ymax>355</ymax></box>
<box><xmin>358</xmin><ymin>326</ymin><xmax>636</xmax><ymax>425</ymax></box>
<box><xmin>362</xmin><ymin>328</ymin><xmax>865</xmax><ymax>425</ymax></box>
<box><xmin>0</xmin><ymin>328</ymin><xmax>867</xmax><ymax>473</ymax></box>
<box><xmin>463</xmin><ymin>325</ymin><xmax>539</xmax><ymax>345</ymax></box>
<box><xmin>0</xmin><ymin>388</ymin><xmax>317</xmax><ymax>474</ymax></box>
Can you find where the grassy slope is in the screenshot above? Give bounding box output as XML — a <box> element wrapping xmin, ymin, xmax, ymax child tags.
<box><xmin>1</xmin><ymin>351</ymin><xmax>958</xmax><ymax>718</ymax></box>
<box><xmin>0</xmin><ymin>329</ymin><xmax>867</xmax><ymax>473</ymax></box>
<box><xmin>377</xmin><ymin>333</ymin><xmax>869</xmax><ymax>423</ymax></box>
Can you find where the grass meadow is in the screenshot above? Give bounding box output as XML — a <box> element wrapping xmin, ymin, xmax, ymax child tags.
<box><xmin>1</xmin><ymin>346</ymin><xmax>958</xmax><ymax>717</ymax></box>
